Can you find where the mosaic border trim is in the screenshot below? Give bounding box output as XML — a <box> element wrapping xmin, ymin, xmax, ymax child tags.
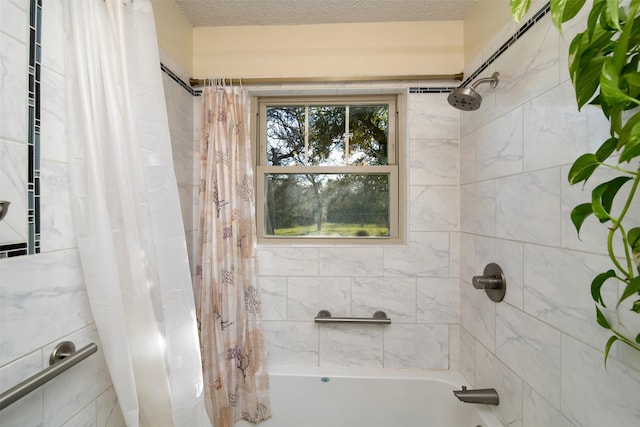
<box><xmin>160</xmin><ymin>62</ymin><xmax>200</xmax><ymax>96</ymax></box>
<box><xmin>409</xmin><ymin>1</ymin><xmax>551</xmax><ymax>93</ymax></box>
<box><xmin>0</xmin><ymin>0</ymin><xmax>41</xmax><ymax>258</ymax></box>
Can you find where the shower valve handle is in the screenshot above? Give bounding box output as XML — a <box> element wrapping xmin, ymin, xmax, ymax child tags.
<box><xmin>471</xmin><ymin>263</ymin><xmax>506</xmax><ymax>302</ymax></box>
<box><xmin>472</xmin><ymin>275</ymin><xmax>502</xmax><ymax>289</ymax></box>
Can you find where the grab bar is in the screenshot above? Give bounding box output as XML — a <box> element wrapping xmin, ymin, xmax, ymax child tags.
<box><xmin>0</xmin><ymin>341</ymin><xmax>98</xmax><ymax>410</ymax></box>
<box><xmin>314</xmin><ymin>310</ymin><xmax>391</xmax><ymax>324</ymax></box>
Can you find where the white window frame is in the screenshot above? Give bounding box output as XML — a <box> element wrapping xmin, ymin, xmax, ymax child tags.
<box><xmin>253</xmin><ymin>94</ymin><xmax>406</xmax><ymax>245</ymax></box>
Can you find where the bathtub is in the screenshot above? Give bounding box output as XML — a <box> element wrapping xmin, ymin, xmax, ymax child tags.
<box><xmin>236</xmin><ymin>367</ymin><xmax>504</xmax><ymax>427</ymax></box>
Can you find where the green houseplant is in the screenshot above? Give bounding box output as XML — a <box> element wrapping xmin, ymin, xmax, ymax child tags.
<box><xmin>510</xmin><ymin>0</ymin><xmax>640</xmax><ymax>360</ymax></box>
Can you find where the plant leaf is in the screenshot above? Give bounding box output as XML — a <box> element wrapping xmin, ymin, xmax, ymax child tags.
<box><xmin>628</xmin><ymin>227</ymin><xmax>640</xmax><ymax>250</ymax></box>
<box><xmin>601</xmin><ymin>59</ymin><xmax>637</xmax><ymax>105</ymax></box>
<box><xmin>568</xmin><ymin>153</ymin><xmax>601</xmax><ymax>184</ymax></box>
<box><xmin>636</xmin><ymin>332</ymin><xmax>640</xmax><ymax>343</ymax></box>
<box><xmin>633</xmin><ymin>300</ymin><xmax>640</xmax><ymax>314</ymax></box>
<box><xmin>595</xmin><ymin>137</ymin><xmax>619</xmax><ymax>161</ymax></box>
<box><xmin>591</xmin><ymin>176</ymin><xmax>633</xmax><ymax>221</ymax></box>
<box><xmin>511</xmin><ymin>0</ymin><xmax>532</xmax><ymax>22</ymax></box>
<box><xmin>619</xmin><ymin>118</ymin><xmax>640</xmax><ymax>162</ymax></box>
<box><xmin>605</xmin><ymin>0</ymin><xmax>622</xmax><ymax>31</ymax></box>
<box><xmin>551</xmin><ymin>0</ymin><xmax>587</xmax><ymax>31</ymax></box>
<box><xmin>604</xmin><ymin>335</ymin><xmax>618</xmax><ymax>365</ymax></box>
<box><xmin>592</xmin><ymin>269</ymin><xmax>616</xmax><ymax>305</ymax></box>
<box><xmin>571</xmin><ymin>203</ymin><xmax>594</xmax><ymax>235</ymax></box>
<box><xmin>596</xmin><ymin>305</ymin><xmax>612</xmax><ymax>329</ymax></box>
<box><xmin>618</xmin><ymin>277</ymin><xmax>640</xmax><ymax>307</ymax></box>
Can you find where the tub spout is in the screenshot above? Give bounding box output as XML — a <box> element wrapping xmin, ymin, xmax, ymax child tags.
<box><xmin>453</xmin><ymin>386</ymin><xmax>499</xmax><ymax>405</ymax></box>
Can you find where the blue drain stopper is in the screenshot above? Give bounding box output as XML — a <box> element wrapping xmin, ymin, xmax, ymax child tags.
<box><xmin>320</xmin><ymin>377</ymin><xmax>330</xmax><ymax>382</ymax></box>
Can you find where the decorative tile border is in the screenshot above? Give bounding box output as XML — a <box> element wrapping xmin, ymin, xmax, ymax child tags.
<box><xmin>160</xmin><ymin>63</ymin><xmax>200</xmax><ymax>96</ymax></box>
<box><xmin>0</xmin><ymin>0</ymin><xmax>41</xmax><ymax>258</ymax></box>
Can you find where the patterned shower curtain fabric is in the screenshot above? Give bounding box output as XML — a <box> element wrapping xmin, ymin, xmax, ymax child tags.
<box><xmin>196</xmin><ymin>85</ymin><xmax>271</xmax><ymax>426</ymax></box>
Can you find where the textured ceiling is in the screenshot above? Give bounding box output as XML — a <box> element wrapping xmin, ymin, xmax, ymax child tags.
<box><xmin>174</xmin><ymin>0</ymin><xmax>476</xmax><ymax>27</ymax></box>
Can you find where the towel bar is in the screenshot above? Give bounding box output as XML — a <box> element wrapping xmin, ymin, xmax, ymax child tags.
<box><xmin>0</xmin><ymin>341</ymin><xmax>98</xmax><ymax>410</ymax></box>
<box><xmin>314</xmin><ymin>310</ymin><xmax>391</xmax><ymax>324</ymax></box>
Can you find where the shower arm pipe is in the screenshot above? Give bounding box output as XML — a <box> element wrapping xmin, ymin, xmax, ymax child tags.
<box><xmin>314</xmin><ymin>310</ymin><xmax>391</xmax><ymax>324</ymax></box>
<box><xmin>189</xmin><ymin>73</ymin><xmax>464</xmax><ymax>86</ymax></box>
<box><xmin>0</xmin><ymin>342</ymin><xmax>98</xmax><ymax>411</ymax></box>
<box><xmin>469</xmin><ymin>73</ymin><xmax>499</xmax><ymax>89</ymax></box>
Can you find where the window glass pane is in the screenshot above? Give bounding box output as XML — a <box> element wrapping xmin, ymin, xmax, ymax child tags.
<box><xmin>266</xmin><ymin>106</ymin><xmax>306</xmax><ymax>166</ymax></box>
<box><xmin>308</xmin><ymin>106</ymin><xmax>345</xmax><ymax>166</ymax></box>
<box><xmin>264</xmin><ymin>173</ymin><xmax>390</xmax><ymax>237</ymax></box>
<box><xmin>349</xmin><ymin>105</ymin><xmax>388</xmax><ymax>165</ymax></box>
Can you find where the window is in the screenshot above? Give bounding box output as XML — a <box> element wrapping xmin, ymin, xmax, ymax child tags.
<box><xmin>254</xmin><ymin>95</ymin><xmax>404</xmax><ymax>244</ymax></box>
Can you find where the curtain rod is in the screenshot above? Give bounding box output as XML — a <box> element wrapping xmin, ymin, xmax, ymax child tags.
<box><xmin>189</xmin><ymin>73</ymin><xmax>464</xmax><ymax>86</ymax></box>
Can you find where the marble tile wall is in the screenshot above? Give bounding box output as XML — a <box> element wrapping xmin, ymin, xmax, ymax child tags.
<box><xmin>0</xmin><ymin>1</ymin><xmax>125</xmax><ymax>425</ymax></box>
<box><xmin>459</xmin><ymin>9</ymin><xmax>640</xmax><ymax>427</ymax></box>
<box><xmin>256</xmin><ymin>92</ymin><xmax>461</xmax><ymax>370</ymax></box>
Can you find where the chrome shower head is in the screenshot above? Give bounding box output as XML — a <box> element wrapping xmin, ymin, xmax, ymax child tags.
<box><xmin>447</xmin><ymin>72</ymin><xmax>500</xmax><ymax>111</ymax></box>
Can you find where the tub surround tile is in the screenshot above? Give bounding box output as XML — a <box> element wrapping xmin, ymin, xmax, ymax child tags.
<box><xmin>319</xmin><ymin>247</ymin><xmax>383</xmax><ymax>277</ymax></box>
<box><xmin>62</xmin><ymin>402</ymin><xmax>96</xmax><ymax>427</ymax></box>
<box><xmin>40</xmin><ymin>160</ymin><xmax>76</xmax><ymax>252</ymax></box>
<box><xmin>561</xmin><ymin>335</ymin><xmax>640</xmax><ymax>427</ymax></box>
<box><xmin>496</xmin><ymin>304</ymin><xmax>561</xmax><ymax>409</ymax></box>
<box><xmin>383</xmin><ymin>232</ymin><xmax>450</xmax><ymax>277</ymax></box>
<box><xmin>287</xmin><ymin>277</ymin><xmax>350</xmax><ymax>321</ymax></box>
<box><xmin>461</xmin><ymin>181</ymin><xmax>496</xmax><ymax>236</ymax></box>
<box><xmin>43</xmin><ymin>326</ymin><xmax>112</xmax><ymax>427</ymax></box>
<box><xmin>352</xmin><ymin>277</ymin><xmax>416</xmax><ymax>323</ymax></box>
<box><xmin>476</xmin><ymin>236</ymin><xmax>524</xmax><ymax>310</ymax></box>
<box><xmin>417</xmin><ymin>278</ymin><xmax>458</xmax><ymax>324</ymax></box>
<box><xmin>257</xmin><ymin>247</ymin><xmax>319</xmax><ymax>276</ymax></box>
<box><xmin>383</xmin><ymin>324</ymin><xmax>448</xmax><ymax>369</ymax></box>
<box><xmin>409</xmin><ymin>93</ymin><xmax>458</xmax><ymax>140</ymax></box>
<box><xmin>523</xmin><ymin>384</ymin><xmax>575</xmax><ymax>427</ymax></box>
<box><xmin>40</xmin><ymin>0</ymin><xmax>65</xmax><ymax>76</ymax></box>
<box><xmin>448</xmin><ymin>325</ymin><xmax>460</xmax><ymax>370</ymax></box>
<box><xmin>41</xmin><ymin>66</ymin><xmax>68</xmax><ymax>164</ymax></box>
<box><xmin>0</xmin><ymin>350</ymin><xmax>44</xmax><ymax>427</ymax></box>
<box><xmin>523</xmin><ymin>80</ymin><xmax>609</xmax><ymax>172</ymax></box>
<box><xmin>448</xmin><ymin>232</ymin><xmax>460</xmax><ymax>278</ymax></box>
<box><xmin>263</xmin><ymin>322</ymin><xmax>318</xmax><ymax>368</ymax></box>
<box><xmin>458</xmin><ymin>327</ymin><xmax>476</xmax><ymax>387</ymax></box>
<box><xmin>259</xmin><ymin>276</ymin><xmax>287</xmax><ymax>321</ymax></box>
<box><xmin>459</xmin><ymin>131</ymin><xmax>476</xmax><ymax>185</ymax></box>
<box><xmin>409</xmin><ymin>186</ymin><xmax>459</xmax><ymax>232</ymax></box>
<box><xmin>0</xmin><ymin>32</ymin><xmax>28</xmax><ymax>144</ymax></box>
<box><xmin>319</xmin><ymin>324</ymin><xmax>383</xmax><ymax>368</ymax></box>
<box><xmin>96</xmin><ymin>387</ymin><xmax>126</xmax><ymax>427</ymax></box>
<box><xmin>496</xmin><ymin>168</ymin><xmax>561</xmax><ymax>246</ymax></box>
<box><xmin>459</xmin><ymin>233</ymin><xmax>477</xmax><ymax>283</ymax></box>
<box><xmin>409</xmin><ymin>139</ymin><xmax>458</xmax><ymax>186</ymax></box>
<box><xmin>475</xmin><ymin>107</ymin><xmax>523</xmax><ymax>181</ymax></box>
<box><xmin>523</xmin><ymin>245</ymin><xmax>614</xmax><ymax>347</ymax></box>
<box><xmin>476</xmin><ymin>344</ymin><xmax>523</xmax><ymax>427</ymax></box>
<box><xmin>0</xmin><ymin>249</ymin><xmax>94</xmax><ymax>366</ymax></box>
<box><xmin>494</xmin><ymin>17</ymin><xmax>560</xmax><ymax>117</ymax></box>
<box><xmin>459</xmin><ymin>279</ymin><xmax>495</xmax><ymax>352</ymax></box>
<box><xmin>0</xmin><ymin>139</ymin><xmax>28</xmax><ymax>244</ymax></box>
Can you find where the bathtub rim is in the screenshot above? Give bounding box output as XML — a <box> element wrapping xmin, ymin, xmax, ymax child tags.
<box><xmin>266</xmin><ymin>366</ymin><xmax>471</xmax><ymax>386</ymax></box>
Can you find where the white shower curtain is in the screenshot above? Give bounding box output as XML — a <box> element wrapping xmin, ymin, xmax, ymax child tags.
<box><xmin>62</xmin><ymin>1</ymin><xmax>211</xmax><ymax>426</ymax></box>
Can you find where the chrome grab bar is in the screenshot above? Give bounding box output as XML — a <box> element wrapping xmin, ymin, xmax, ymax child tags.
<box><xmin>0</xmin><ymin>341</ymin><xmax>98</xmax><ymax>410</ymax></box>
<box><xmin>314</xmin><ymin>310</ymin><xmax>391</xmax><ymax>324</ymax></box>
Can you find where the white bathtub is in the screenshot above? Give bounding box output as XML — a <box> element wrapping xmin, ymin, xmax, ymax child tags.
<box><xmin>236</xmin><ymin>367</ymin><xmax>504</xmax><ymax>427</ymax></box>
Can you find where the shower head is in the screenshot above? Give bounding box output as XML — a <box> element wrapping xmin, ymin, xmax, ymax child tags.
<box><xmin>447</xmin><ymin>72</ymin><xmax>500</xmax><ymax>111</ymax></box>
